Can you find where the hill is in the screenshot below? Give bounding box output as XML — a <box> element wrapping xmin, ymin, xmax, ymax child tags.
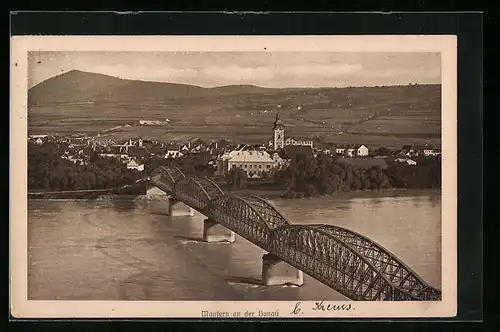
<box><xmin>28</xmin><ymin>70</ymin><xmax>276</xmax><ymax>105</ymax></box>
<box><xmin>28</xmin><ymin>70</ymin><xmax>441</xmax><ymax>148</ymax></box>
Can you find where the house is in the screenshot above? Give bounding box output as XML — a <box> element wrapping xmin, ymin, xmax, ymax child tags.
<box><xmin>127</xmin><ymin>159</ymin><xmax>144</xmax><ymax>171</ymax></box>
<box><xmin>34</xmin><ymin>138</ymin><xmax>43</xmax><ymax>145</ymax></box>
<box><xmin>335</xmin><ymin>147</ymin><xmax>346</xmax><ymax>155</ymax></box>
<box><xmin>421</xmin><ymin>147</ymin><xmax>441</xmax><ymax>157</ymax></box>
<box><xmin>190</xmin><ymin>143</ymin><xmax>209</xmax><ymax>154</ymax></box>
<box><xmin>284</xmin><ymin>137</ymin><xmax>314</xmax><ymax>148</ymax></box>
<box><xmin>400</xmin><ymin>145</ymin><xmax>418</xmax><ymax>157</ymax></box>
<box><xmin>356</xmin><ymin>144</ymin><xmax>369</xmax><ymax>157</ymax></box>
<box><xmin>64</xmin><ymin>156</ymin><xmax>86</xmax><ymax>165</ymax></box>
<box><xmin>314</xmin><ymin>142</ymin><xmax>334</xmax><ymax>155</ymax></box>
<box><xmin>165</xmin><ymin>150</ymin><xmax>184</xmax><ymax>159</ymax></box>
<box><xmin>216</xmin><ymin>150</ymin><xmax>282</xmax><ymax>177</ymax></box>
<box><xmin>394</xmin><ymin>157</ymin><xmax>417</xmax><ymax>166</ymax></box>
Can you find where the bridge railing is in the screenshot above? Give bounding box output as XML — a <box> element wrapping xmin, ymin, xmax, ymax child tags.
<box><xmin>149</xmin><ymin>167</ymin><xmax>442</xmax><ymax>301</ymax></box>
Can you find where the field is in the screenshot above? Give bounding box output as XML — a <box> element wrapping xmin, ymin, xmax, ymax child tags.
<box><xmin>28</xmin><ymin>71</ymin><xmax>441</xmax><ymax>149</ymax></box>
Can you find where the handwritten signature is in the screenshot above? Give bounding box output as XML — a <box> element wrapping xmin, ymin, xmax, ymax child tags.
<box><xmin>290</xmin><ymin>300</ymin><xmax>353</xmax><ymax>315</ymax></box>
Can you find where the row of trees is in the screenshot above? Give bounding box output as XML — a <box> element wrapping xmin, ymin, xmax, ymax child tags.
<box><xmin>28</xmin><ymin>141</ymin><xmax>440</xmax><ymax>198</ymax></box>
<box><xmin>273</xmin><ymin>153</ymin><xmax>441</xmax><ymax>198</ymax></box>
<box><xmin>384</xmin><ymin>156</ymin><xmax>441</xmax><ymax>189</ymax></box>
<box><xmin>144</xmin><ymin>153</ymin><xmax>216</xmax><ymax>178</ymax></box>
<box><xmin>214</xmin><ymin>153</ymin><xmax>441</xmax><ymax>196</ymax></box>
<box><xmin>273</xmin><ymin>154</ymin><xmax>390</xmax><ymax>198</ymax></box>
<box><xmin>28</xmin><ymin>143</ymin><xmax>142</xmax><ymax>191</ymax></box>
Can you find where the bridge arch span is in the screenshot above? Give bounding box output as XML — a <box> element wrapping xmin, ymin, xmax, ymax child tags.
<box><xmin>206</xmin><ymin>195</ymin><xmax>290</xmax><ymax>249</ymax></box>
<box><xmin>155</xmin><ymin>166</ymin><xmax>186</xmax><ymax>193</ymax></box>
<box><xmin>269</xmin><ymin>224</ymin><xmax>418</xmax><ymax>301</ymax></box>
<box><xmin>310</xmin><ymin>224</ymin><xmax>441</xmax><ymax>300</ymax></box>
<box><xmin>174</xmin><ymin>177</ymin><xmax>224</xmax><ymax>212</ymax></box>
<box><xmin>236</xmin><ymin>195</ymin><xmax>290</xmax><ymax>229</ymax></box>
<box><xmin>161</xmin><ymin>166</ymin><xmax>185</xmax><ymax>183</ymax></box>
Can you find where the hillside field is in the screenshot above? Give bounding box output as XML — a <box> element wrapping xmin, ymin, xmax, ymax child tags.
<box><xmin>28</xmin><ymin>70</ymin><xmax>441</xmax><ymax>148</ymax></box>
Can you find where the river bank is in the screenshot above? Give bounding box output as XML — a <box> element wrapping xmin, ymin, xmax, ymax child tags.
<box><xmin>27</xmin><ymin>186</ymin><xmax>440</xmax><ymax>202</ymax></box>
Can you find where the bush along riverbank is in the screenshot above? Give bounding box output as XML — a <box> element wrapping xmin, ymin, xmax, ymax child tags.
<box><xmin>28</xmin><ymin>142</ymin><xmax>143</xmax><ymax>193</ymax></box>
<box><xmin>28</xmin><ymin>141</ymin><xmax>440</xmax><ymax>201</ymax></box>
<box><xmin>277</xmin><ymin>154</ymin><xmax>441</xmax><ymax>199</ymax></box>
<box><xmin>221</xmin><ymin>154</ymin><xmax>441</xmax><ymax>199</ymax></box>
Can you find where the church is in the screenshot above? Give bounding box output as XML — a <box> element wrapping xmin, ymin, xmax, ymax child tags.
<box><xmin>270</xmin><ymin>112</ymin><xmax>314</xmax><ymax>151</ymax></box>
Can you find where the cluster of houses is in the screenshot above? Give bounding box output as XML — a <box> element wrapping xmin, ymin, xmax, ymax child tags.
<box><xmin>399</xmin><ymin>145</ymin><xmax>442</xmax><ymax>157</ymax></box>
<box><xmin>391</xmin><ymin>145</ymin><xmax>442</xmax><ymax>166</ymax></box>
<box><xmin>28</xmin><ymin>111</ymin><xmax>441</xmax><ymax>177</ymax></box>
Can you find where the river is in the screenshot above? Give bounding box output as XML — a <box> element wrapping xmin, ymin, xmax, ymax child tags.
<box><xmin>27</xmin><ymin>190</ymin><xmax>441</xmax><ymax>301</ymax></box>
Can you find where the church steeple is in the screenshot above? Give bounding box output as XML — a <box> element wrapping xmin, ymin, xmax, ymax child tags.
<box><xmin>273</xmin><ymin>110</ymin><xmax>284</xmax><ymax>130</ymax></box>
<box><xmin>273</xmin><ymin>110</ymin><xmax>285</xmax><ymax>150</ymax></box>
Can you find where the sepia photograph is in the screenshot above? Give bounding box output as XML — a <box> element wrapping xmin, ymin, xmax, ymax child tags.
<box><xmin>10</xmin><ymin>35</ymin><xmax>457</xmax><ymax>318</ymax></box>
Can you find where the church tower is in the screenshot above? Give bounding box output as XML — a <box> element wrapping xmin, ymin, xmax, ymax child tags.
<box><xmin>273</xmin><ymin>111</ymin><xmax>285</xmax><ymax>150</ymax></box>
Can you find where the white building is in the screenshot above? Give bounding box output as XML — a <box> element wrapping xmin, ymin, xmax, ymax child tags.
<box><xmin>217</xmin><ymin>150</ymin><xmax>284</xmax><ymax>177</ymax></box>
<box><xmin>127</xmin><ymin>159</ymin><xmax>144</xmax><ymax>171</ymax></box>
<box><xmin>165</xmin><ymin>150</ymin><xmax>184</xmax><ymax>159</ymax></box>
<box><xmin>357</xmin><ymin>144</ymin><xmax>369</xmax><ymax>157</ymax></box>
<box><xmin>422</xmin><ymin>148</ymin><xmax>439</xmax><ymax>157</ymax></box>
<box><xmin>395</xmin><ymin>158</ymin><xmax>417</xmax><ymax>166</ymax></box>
<box><xmin>285</xmin><ymin>137</ymin><xmax>314</xmax><ymax>148</ymax></box>
<box><xmin>335</xmin><ymin>144</ymin><xmax>369</xmax><ymax>157</ymax></box>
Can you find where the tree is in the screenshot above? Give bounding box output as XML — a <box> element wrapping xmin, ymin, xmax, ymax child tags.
<box><xmin>375</xmin><ymin>147</ymin><xmax>391</xmax><ymax>156</ymax></box>
<box><xmin>226</xmin><ymin>167</ymin><xmax>248</xmax><ymax>189</ymax></box>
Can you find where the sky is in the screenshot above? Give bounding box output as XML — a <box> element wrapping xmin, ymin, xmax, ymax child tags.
<box><xmin>28</xmin><ymin>51</ymin><xmax>441</xmax><ymax>89</ymax></box>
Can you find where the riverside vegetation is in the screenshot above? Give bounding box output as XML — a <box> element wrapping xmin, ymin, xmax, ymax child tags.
<box><xmin>222</xmin><ymin>153</ymin><xmax>441</xmax><ymax>199</ymax></box>
<box><xmin>28</xmin><ymin>143</ymin><xmax>440</xmax><ymax>199</ymax></box>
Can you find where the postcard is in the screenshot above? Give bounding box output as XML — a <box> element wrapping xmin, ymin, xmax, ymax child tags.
<box><xmin>10</xmin><ymin>35</ymin><xmax>457</xmax><ymax>318</ymax></box>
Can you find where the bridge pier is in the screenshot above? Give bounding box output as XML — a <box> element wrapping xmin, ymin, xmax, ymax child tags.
<box><xmin>203</xmin><ymin>219</ymin><xmax>235</xmax><ymax>243</ymax></box>
<box><xmin>146</xmin><ymin>185</ymin><xmax>168</xmax><ymax>199</ymax></box>
<box><xmin>168</xmin><ymin>197</ymin><xmax>195</xmax><ymax>217</ymax></box>
<box><xmin>261</xmin><ymin>253</ymin><xmax>304</xmax><ymax>286</ymax></box>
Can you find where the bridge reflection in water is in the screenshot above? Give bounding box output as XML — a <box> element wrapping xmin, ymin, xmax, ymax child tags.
<box><xmin>148</xmin><ymin>166</ymin><xmax>441</xmax><ymax>301</ymax></box>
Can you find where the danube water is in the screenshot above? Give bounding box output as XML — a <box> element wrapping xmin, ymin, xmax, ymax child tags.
<box><xmin>28</xmin><ymin>190</ymin><xmax>441</xmax><ymax>301</ymax></box>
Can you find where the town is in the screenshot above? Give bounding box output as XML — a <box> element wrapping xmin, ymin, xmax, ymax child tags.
<box><xmin>28</xmin><ymin>111</ymin><xmax>441</xmax><ymax>197</ymax></box>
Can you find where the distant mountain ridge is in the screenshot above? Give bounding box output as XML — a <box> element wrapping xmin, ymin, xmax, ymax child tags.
<box><xmin>28</xmin><ymin>70</ymin><xmax>278</xmax><ymax>105</ymax></box>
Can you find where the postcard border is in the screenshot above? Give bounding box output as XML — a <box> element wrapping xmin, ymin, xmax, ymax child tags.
<box><xmin>10</xmin><ymin>34</ymin><xmax>461</xmax><ymax>320</ymax></box>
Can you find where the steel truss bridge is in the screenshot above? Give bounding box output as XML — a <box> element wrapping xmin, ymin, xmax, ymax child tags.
<box><xmin>148</xmin><ymin>166</ymin><xmax>442</xmax><ymax>301</ymax></box>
